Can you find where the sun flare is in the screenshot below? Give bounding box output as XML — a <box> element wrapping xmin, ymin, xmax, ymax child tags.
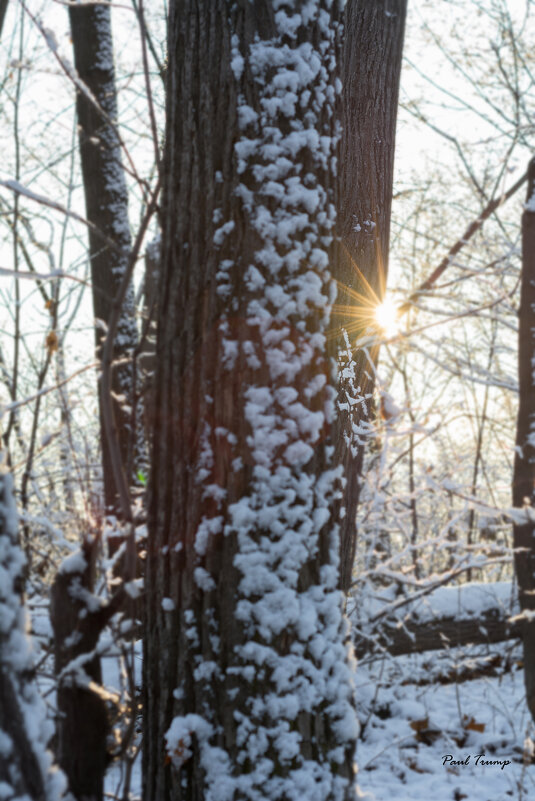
<box><xmin>374</xmin><ymin>296</ymin><xmax>399</xmax><ymax>337</ymax></box>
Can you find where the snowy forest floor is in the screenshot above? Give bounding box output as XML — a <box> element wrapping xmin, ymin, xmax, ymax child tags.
<box><xmin>31</xmin><ymin>600</ymin><xmax>535</xmax><ymax>800</ymax></box>
<box><xmin>356</xmin><ymin>641</ymin><xmax>535</xmax><ymax>801</ymax></box>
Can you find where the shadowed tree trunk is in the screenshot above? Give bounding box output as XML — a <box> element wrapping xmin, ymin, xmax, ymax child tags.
<box><xmin>513</xmin><ymin>156</ymin><xmax>535</xmax><ymax>724</ymax></box>
<box><xmin>49</xmin><ymin>537</ymin><xmax>127</xmax><ymax>801</ymax></box>
<box><xmin>335</xmin><ymin>0</ymin><xmax>407</xmax><ymax>591</ymax></box>
<box><xmin>69</xmin><ymin>3</ymin><xmax>141</xmax><ymax>518</ymax></box>
<box><xmin>143</xmin><ymin>1</ymin><xmax>358</xmax><ymax>799</ymax></box>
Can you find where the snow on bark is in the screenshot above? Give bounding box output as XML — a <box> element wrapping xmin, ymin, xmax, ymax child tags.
<box><xmin>162</xmin><ymin>2</ymin><xmax>358</xmax><ymax>798</ymax></box>
<box><xmin>0</xmin><ymin>468</ymin><xmax>66</xmax><ymax>801</ymax></box>
<box><xmin>69</xmin><ymin>3</ymin><xmax>144</xmax><ymax>512</ymax></box>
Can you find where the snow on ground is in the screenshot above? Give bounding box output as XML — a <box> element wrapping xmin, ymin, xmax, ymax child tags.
<box><xmin>30</xmin><ymin>589</ymin><xmax>535</xmax><ymax>801</ymax></box>
<box><xmin>356</xmin><ymin>641</ymin><xmax>535</xmax><ymax>801</ymax></box>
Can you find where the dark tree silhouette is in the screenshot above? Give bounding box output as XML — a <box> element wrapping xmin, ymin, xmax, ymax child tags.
<box><xmin>513</xmin><ymin>156</ymin><xmax>535</xmax><ymax>724</ymax></box>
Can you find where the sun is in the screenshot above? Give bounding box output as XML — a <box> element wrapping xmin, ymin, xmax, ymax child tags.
<box><xmin>374</xmin><ymin>296</ymin><xmax>399</xmax><ymax>337</ymax></box>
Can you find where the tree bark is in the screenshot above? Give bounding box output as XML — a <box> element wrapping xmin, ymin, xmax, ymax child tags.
<box><xmin>69</xmin><ymin>3</ymin><xmax>141</xmax><ymax>518</ymax></box>
<box><xmin>513</xmin><ymin>156</ymin><xmax>535</xmax><ymax>724</ymax></box>
<box><xmin>144</xmin><ymin>2</ymin><xmax>358</xmax><ymax>799</ymax></box>
<box><xmin>335</xmin><ymin>0</ymin><xmax>407</xmax><ymax>592</ymax></box>
<box><xmin>50</xmin><ymin>539</ymin><xmax>108</xmax><ymax>801</ymax></box>
<box><xmin>49</xmin><ymin>7</ymin><xmax>140</xmax><ymax>795</ymax></box>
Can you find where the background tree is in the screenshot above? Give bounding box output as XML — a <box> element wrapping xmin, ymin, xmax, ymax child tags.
<box><xmin>69</xmin><ymin>1</ymin><xmax>143</xmax><ymax>521</ymax></box>
<box><xmin>144</xmin><ymin>1</ymin><xmax>358</xmax><ymax>798</ymax></box>
<box><xmin>45</xmin><ymin>7</ymin><xmax>143</xmax><ymax>798</ymax></box>
<box><xmin>335</xmin><ymin>0</ymin><xmax>407</xmax><ymax>591</ymax></box>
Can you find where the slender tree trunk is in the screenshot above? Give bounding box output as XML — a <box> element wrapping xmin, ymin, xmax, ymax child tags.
<box><xmin>513</xmin><ymin>156</ymin><xmax>535</xmax><ymax>724</ymax></box>
<box><xmin>69</xmin><ymin>3</ymin><xmax>141</xmax><ymax>518</ymax></box>
<box><xmin>49</xmin><ymin>6</ymin><xmax>140</xmax><ymax>796</ymax></box>
<box><xmin>335</xmin><ymin>0</ymin><xmax>407</xmax><ymax>591</ymax></box>
<box><xmin>144</xmin><ymin>2</ymin><xmax>358</xmax><ymax>799</ymax></box>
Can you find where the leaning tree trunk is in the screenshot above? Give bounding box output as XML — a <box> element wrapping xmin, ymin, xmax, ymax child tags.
<box><xmin>335</xmin><ymin>0</ymin><xmax>407</xmax><ymax>591</ymax></box>
<box><xmin>69</xmin><ymin>3</ymin><xmax>142</xmax><ymax>518</ymax></box>
<box><xmin>144</xmin><ymin>2</ymin><xmax>358</xmax><ymax>799</ymax></box>
<box><xmin>513</xmin><ymin>156</ymin><xmax>535</xmax><ymax>724</ymax></box>
<box><xmin>0</xmin><ymin>467</ymin><xmax>62</xmax><ymax>801</ymax></box>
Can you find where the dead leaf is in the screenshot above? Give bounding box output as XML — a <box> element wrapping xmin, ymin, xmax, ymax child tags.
<box><xmin>45</xmin><ymin>330</ymin><xmax>58</xmax><ymax>354</ymax></box>
<box><xmin>463</xmin><ymin>715</ymin><xmax>485</xmax><ymax>733</ymax></box>
<box><xmin>410</xmin><ymin>717</ymin><xmax>429</xmax><ymax>733</ymax></box>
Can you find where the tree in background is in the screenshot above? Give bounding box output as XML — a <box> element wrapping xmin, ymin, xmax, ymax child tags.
<box><xmin>46</xmin><ymin>6</ymin><xmax>144</xmax><ymax>798</ymax></box>
<box><xmin>334</xmin><ymin>0</ymin><xmax>407</xmax><ymax>591</ymax></box>
<box><xmin>144</xmin><ymin>1</ymin><xmax>359</xmax><ymax>798</ymax></box>
<box><xmin>69</xmin><ymin>1</ymin><xmax>143</xmax><ymax>520</ymax></box>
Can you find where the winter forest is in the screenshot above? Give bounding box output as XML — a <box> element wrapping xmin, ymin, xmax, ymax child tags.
<box><xmin>1</xmin><ymin>0</ymin><xmax>535</xmax><ymax>799</ymax></box>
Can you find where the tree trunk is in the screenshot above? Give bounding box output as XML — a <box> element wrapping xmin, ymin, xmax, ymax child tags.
<box><xmin>49</xmin><ymin>537</ymin><xmax>127</xmax><ymax>801</ymax></box>
<box><xmin>144</xmin><ymin>2</ymin><xmax>358</xmax><ymax>799</ymax></box>
<box><xmin>355</xmin><ymin>608</ymin><xmax>521</xmax><ymax>659</ymax></box>
<box><xmin>69</xmin><ymin>3</ymin><xmax>141</xmax><ymax>518</ymax></box>
<box><xmin>0</xmin><ymin>468</ymin><xmax>59</xmax><ymax>801</ymax></box>
<box><xmin>335</xmin><ymin>0</ymin><xmax>407</xmax><ymax>592</ymax></box>
<box><xmin>49</xmin><ymin>6</ymin><xmax>140</xmax><ymax>795</ymax></box>
<box><xmin>0</xmin><ymin>0</ymin><xmax>8</xmax><ymax>41</ymax></box>
<box><xmin>513</xmin><ymin>156</ymin><xmax>535</xmax><ymax>724</ymax></box>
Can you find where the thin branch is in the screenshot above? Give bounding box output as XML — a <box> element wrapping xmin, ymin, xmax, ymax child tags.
<box><xmin>399</xmin><ymin>169</ymin><xmax>528</xmax><ymax>314</ymax></box>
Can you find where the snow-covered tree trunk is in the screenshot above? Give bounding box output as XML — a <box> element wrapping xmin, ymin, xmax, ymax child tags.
<box><xmin>334</xmin><ymin>0</ymin><xmax>407</xmax><ymax>591</ymax></box>
<box><xmin>143</xmin><ymin>1</ymin><xmax>358</xmax><ymax>799</ymax></box>
<box><xmin>513</xmin><ymin>156</ymin><xmax>535</xmax><ymax>724</ymax></box>
<box><xmin>0</xmin><ymin>467</ymin><xmax>65</xmax><ymax>801</ymax></box>
<box><xmin>69</xmin><ymin>3</ymin><xmax>142</xmax><ymax>518</ymax></box>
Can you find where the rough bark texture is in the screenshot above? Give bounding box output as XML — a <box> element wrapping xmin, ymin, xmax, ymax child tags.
<box><xmin>335</xmin><ymin>0</ymin><xmax>407</xmax><ymax>592</ymax></box>
<box><xmin>0</xmin><ymin>470</ymin><xmax>54</xmax><ymax>801</ymax></box>
<box><xmin>69</xmin><ymin>4</ymin><xmax>141</xmax><ymax>517</ymax></box>
<box><xmin>144</xmin><ymin>2</ymin><xmax>358</xmax><ymax>799</ymax></box>
<box><xmin>513</xmin><ymin>156</ymin><xmax>535</xmax><ymax>724</ymax></box>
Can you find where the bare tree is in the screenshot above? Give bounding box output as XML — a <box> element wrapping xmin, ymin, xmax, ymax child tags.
<box><xmin>48</xmin><ymin>5</ymin><xmax>143</xmax><ymax>797</ymax></box>
<box><xmin>69</xmin><ymin>2</ymin><xmax>142</xmax><ymax>520</ymax></box>
<box><xmin>335</xmin><ymin>0</ymin><xmax>407</xmax><ymax>591</ymax></box>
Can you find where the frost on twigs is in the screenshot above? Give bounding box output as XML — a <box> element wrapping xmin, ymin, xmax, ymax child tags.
<box><xmin>0</xmin><ymin>467</ymin><xmax>66</xmax><ymax>801</ymax></box>
<box><xmin>165</xmin><ymin>2</ymin><xmax>358</xmax><ymax>800</ymax></box>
